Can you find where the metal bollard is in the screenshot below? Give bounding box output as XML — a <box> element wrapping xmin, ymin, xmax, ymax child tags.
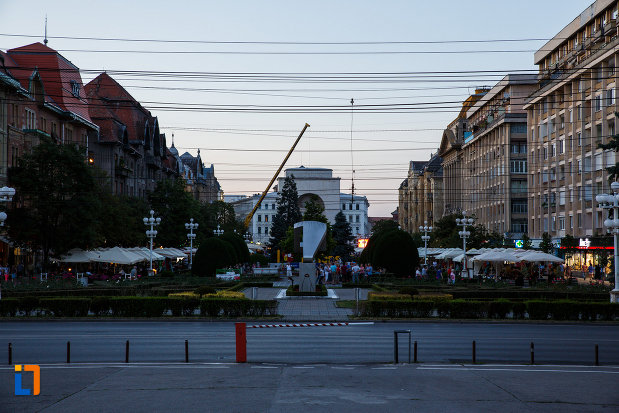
<box><xmin>530</xmin><ymin>342</ymin><xmax>534</xmax><ymax>364</ymax></box>
<box><xmin>185</xmin><ymin>340</ymin><xmax>189</xmax><ymax>363</ymax></box>
<box><xmin>125</xmin><ymin>340</ymin><xmax>130</xmax><ymax>363</ymax></box>
<box><xmin>67</xmin><ymin>341</ymin><xmax>71</xmax><ymax>364</ymax></box>
<box><xmin>251</xmin><ymin>287</ymin><xmax>257</xmax><ymax>300</ymax></box>
<box><xmin>414</xmin><ymin>341</ymin><xmax>418</xmax><ymax>363</ymax></box>
<box><xmin>236</xmin><ymin>323</ymin><xmax>247</xmax><ymax>363</ymax></box>
<box><xmin>595</xmin><ymin>344</ymin><xmax>599</xmax><ymax>366</ymax></box>
<box><xmin>472</xmin><ymin>340</ymin><xmax>476</xmax><ymax>364</ymax></box>
<box><xmin>393</xmin><ymin>330</ymin><xmax>411</xmax><ymax>364</ymax></box>
<box><xmin>8</xmin><ymin>342</ymin><xmax>12</xmax><ymax>365</ymax></box>
<box><xmin>355</xmin><ymin>288</ymin><xmax>360</xmax><ymax>315</ymax></box>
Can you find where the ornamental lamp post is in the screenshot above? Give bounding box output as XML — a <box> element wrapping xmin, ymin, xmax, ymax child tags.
<box><xmin>456</xmin><ymin>212</ymin><xmax>475</xmax><ymax>278</ymax></box>
<box><xmin>419</xmin><ymin>221</ymin><xmax>432</xmax><ymax>266</ymax></box>
<box><xmin>0</xmin><ymin>186</ymin><xmax>15</xmax><ymax>226</ymax></box>
<box><xmin>213</xmin><ymin>224</ymin><xmax>224</xmax><ymax>236</ymax></box>
<box><xmin>596</xmin><ymin>181</ymin><xmax>619</xmax><ymax>303</ymax></box>
<box><xmin>185</xmin><ymin>218</ymin><xmax>198</xmax><ymax>269</ymax></box>
<box><xmin>143</xmin><ymin>210</ymin><xmax>161</xmax><ymax>274</ymax></box>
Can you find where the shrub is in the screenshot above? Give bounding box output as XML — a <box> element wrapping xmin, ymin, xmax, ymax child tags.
<box><xmin>158</xmin><ymin>270</ymin><xmax>175</xmax><ymax>278</ymax></box>
<box><xmin>512</xmin><ymin>302</ymin><xmax>527</xmax><ymax>319</ymax></box>
<box><xmin>204</xmin><ymin>290</ymin><xmax>246</xmax><ymax>299</ymax></box>
<box><xmin>488</xmin><ymin>299</ymin><xmax>513</xmax><ymax>319</ymax></box>
<box><xmin>525</xmin><ymin>300</ymin><xmax>551</xmax><ymax>320</ymax></box>
<box><xmin>449</xmin><ymin>300</ymin><xmax>488</xmax><ymax>319</ymax></box>
<box><xmin>199</xmin><ymin>298</ymin><xmax>277</xmax><ymax>317</ymax></box>
<box><xmin>371</xmin><ymin>230</ymin><xmax>419</xmax><ymax>277</ymax></box>
<box><xmin>109</xmin><ymin>297</ymin><xmax>169</xmax><ymax>317</ymax></box>
<box><xmin>194</xmin><ymin>286</ymin><xmax>217</xmax><ymax>296</ymax></box>
<box><xmin>169</xmin><ymin>292</ymin><xmax>201</xmax><ymax>299</ymax></box>
<box><xmin>18</xmin><ymin>296</ymin><xmax>40</xmax><ymax>316</ymax></box>
<box><xmin>90</xmin><ymin>297</ymin><xmax>111</xmax><ymax>316</ymax></box>
<box><xmin>367</xmin><ymin>292</ymin><xmax>411</xmax><ymax>301</ymax></box>
<box><xmin>168</xmin><ymin>297</ymin><xmax>200</xmax><ymax>316</ymax></box>
<box><xmin>397</xmin><ymin>287</ymin><xmax>419</xmax><ymax>297</ymax></box>
<box><xmin>40</xmin><ymin>298</ymin><xmax>90</xmax><ymax>317</ymax></box>
<box><xmin>0</xmin><ymin>298</ymin><xmax>19</xmax><ymax>316</ymax></box>
<box><xmin>193</xmin><ymin>238</ymin><xmax>237</xmax><ymax>276</ymax></box>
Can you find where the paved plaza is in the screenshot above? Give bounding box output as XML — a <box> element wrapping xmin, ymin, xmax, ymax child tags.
<box><xmin>243</xmin><ymin>285</ymin><xmax>369</xmax><ymax>321</ymax></box>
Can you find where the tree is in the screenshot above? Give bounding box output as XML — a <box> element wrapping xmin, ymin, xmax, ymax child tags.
<box><xmin>8</xmin><ymin>138</ymin><xmax>103</xmax><ymax>269</ymax></box>
<box><xmin>192</xmin><ymin>237</ymin><xmax>237</xmax><ymax>276</ymax></box>
<box><xmin>370</xmin><ymin>229</ymin><xmax>419</xmax><ymax>276</ymax></box>
<box><xmin>540</xmin><ymin>232</ymin><xmax>553</xmax><ymax>254</ymax></box>
<box><xmin>148</xmin><ymin>178</ymin><xmax>201</xmax><ymax>247</ymax></box>
<box><xmin>96</xmin><ymin>194</ymin><xmax>150</xmax><ymax>247</ymax></box>
<box><xmin>301</xmin><ymin>195</ymin><xmax>335</xmax><ymax>258</ymax></box>
<box><xmin>522</xmin><ymin>234</ymin><xmax>533</xmax><ymax>250</ymax></box>
<box><xmin>221</xmin><ymin>232</ymin><xmax>250</xmax><ymax>264</ymax></box>
<box><xmin>370</xmin><ymin>219</ymin><xmax>398</xmax><ymax>236</ymax></box>
<box><xmin>332</xmin><ymin>211</ymin><xmax>355</xmax><ymax>260</ymax></box>
<box><xmin>269</xmin><ymin>175</ymin><xmax>301</xmax><ymax>257</ymax></box>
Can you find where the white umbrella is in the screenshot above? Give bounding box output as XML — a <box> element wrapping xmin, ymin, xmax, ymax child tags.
<box><xmin>517</xmin><ymin>250</ymin><xmax>564</xmax><ymax>263</ymax></box>
<box><xmin>91</xmin><ymin>247</ymin><xmax>144</xmax><ymax>265</ymax></box>
<box><xmin>127</xmin><ymin>247</ymin><xmax>165</xmax><ymax>261</ymax></box>
<box><xmin>60</xmin><ymin>248</ymin><xmax>99</xmax><ymax>263</ymax></box>
<box><xmin>157</xmin><ymin>248</ymin><xmax>187</xmax><ymax>259</ymax></box>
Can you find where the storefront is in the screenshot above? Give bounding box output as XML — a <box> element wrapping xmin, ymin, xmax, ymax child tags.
<box><xmin>559</xmin><ymin>237</ymin><xmax>613</xmax><ymax>274</ymax></box>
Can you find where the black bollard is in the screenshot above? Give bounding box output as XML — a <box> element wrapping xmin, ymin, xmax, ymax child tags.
<box><xmin>472</xmin><ymin>340</ymin><xmax>476</xmax><ymax>364</ymax></box>
<box><xmin>414</xmin><ymin>341</ymin><xmax>418</xmax><ymax>363</ymax></box>
<box><xmin>67</xmin><ymin>341</ymin><xmax>71</xmax><ymax>364</ymax></box>
<box><xmin>595</xmin><ymin>344</ymin><xmax>599</xmax><ymax>366</ymax></box>
<box><xmin>8</xmin><ymin>342</ymin><xmax>12</xmax><ymax>365</ymax></box>
<box><xmin>125</xmin><ymin>340</ymin><xmax>130</xmax><ymax>363</ymax></box>
<box><xmin>185</xmin><ymin>340</ymin><xmax>189</xmax><ymax>363</ymax></box>
<box><xmin>530</xmin><ymin>342</ymin><xmax>535</xmax><ymax>364</ymax></box>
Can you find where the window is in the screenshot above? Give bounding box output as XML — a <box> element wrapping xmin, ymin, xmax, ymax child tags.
<box><xmin>264</xmin><ymin>215</ymin><xmax>269</xmax><ymax>222</ymax></box>
<box><xmin>578</xmin><ymin>159</ymin><xmax>582</xmax><ymax>174</ymax></box>
<box><xmin>551</xmin><ymin>144</ymin><xmax>556</xmax><ymax>157</ymax></box>
<box><xmin>560</xmin><ymin>190</ymin><xmax>566</xmax><ymax>205</ymax></box>
<box><xmin>540</xmin><ymin>123</ymin><xmax>548</xmax><ymax>139</ymax></box>
<box><xmin>559</xmin><ymin>217</ymin><xmax>566</xmax><ymax>230</ymax></box>
<box><xmin>265</xmin><ymin>227</ymin><xmax>269</xmax><ymax>235</ymax></box>
<box><xmin>348</xmin><ymin>215</ymin><xmax>352</xmax><ymax>222</ymax></box>
<box><xmin>356</xmin><ymin>215</ymin><xmax>360</xmax><ymax>223</ymax></box>
<box><xmin>51</xmin><ymin>121</ymin><xmax>57</xmax><ymax>136</ymax></box>
<box><xmin>558</xmin><ymin>139</ymin><xmax>564</xmax><ymax>154</ymax></box>
<box><xmin>257</xmin><ymin>215</ymin><xmax>261</xmax><ymax>222</ymax></box>
<box><xmin>356</xmin><ymin>204</ymin><xmax>360</xmax><ymax>210</ymax></box>
<box><xmin>569</xmin><ymin>215</ymin><xmax>573</xmax><ymax>229</ymax></box>
<box><xmin>271</xmin><ymin>204</ymin><xmax>275</xmax><ymax>210</ymax></box>
<box><xmin>577</xmin><ymin>213</ymin><xmax>582</xmax><ymax>228</ymax></box>
<box><xmin>595</xmin><ymin>94</ymin><xmax>602</xmax><ymax>112</ymax></box>
<box><xmin>595</xmin><ymin>153</ymin><xmax>604</xmax><ymax>170</ymax></box>
<box><xmin>70</xmin><ymin>80</ymin><xmax>81</xmax><ymax>98</ymax></box>
<box><xmin>342</xmin><ymin>204</ymin><xmax>346</xmax><ymax>210</ymax></box>
<box><xmin>551</xmin><ymin>216</ymin><xmax>556</xmax><ymax>231</ymax></box>
<box><xmin>510</xmin><ymin>160</ymin><xmax>527</xmax><ymax>174</ymax></box>
<box><xmin>543</xmin><ymin>147</ymin><xmax>548</xmax><ymax>160</ymax></box>
<box><xmin>511</xmin><ymin>220</ymin><xmax>528</xmax><ymax>233</ymax></box>
<box><xmin>25</xmin><ymin>108</ymin><xmax>36</xmax><ymax>129</ymax></box>
<box><xmin>510</xmin><ymin>124</ymin><xmax>527</xmax><ymax>134</ymax></box>
<box><xmin>607</xmin><ymin>89</ymin><xmax>615</xmax><ymax>106</ymax></box>
<box><xmin>258</xmin><ymin>227</ymin><xmax>262</xmax><ymax>234</ymax></box>
<box><xmin>511</xmin><ymin>180</ymin><xmax>527</xmax><ymax>194</ymax></box>
<box><xmin>577</xmin><ymin>132</ymin><xmax>582</xmax><ymax>146</ymax></box>
<box><xmin>511</xmin><ymin>200</ymin><xmax>527</xmax><ymax>214</ymax></box>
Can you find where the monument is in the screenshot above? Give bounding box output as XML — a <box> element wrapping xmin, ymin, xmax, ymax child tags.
<box><xmin>292</xmin><ymin>221</ymin><xmax>327</xmax><ymax>292</ymax></box>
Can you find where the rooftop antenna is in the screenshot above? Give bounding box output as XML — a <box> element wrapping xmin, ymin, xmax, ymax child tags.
<box><xmin>44</xmin><ymin>15</ymin><xmax>48</xmax><ymax>45</ymax></box>
<box><xmin>171</xmin><ymin>133</ymin><xmax>175</xmax><ymax>147</ymax></box>
<box><xmin>350</xmin><ymin>98</ymin><xmax>355</xmax><ymax>197</ymax></box>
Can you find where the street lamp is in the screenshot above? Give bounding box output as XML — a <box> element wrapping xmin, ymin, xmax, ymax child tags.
<box><xmin>244</xmin><ymin>232</ymin><xmax>252</xmax><ymax>242</ymax></box>
<box><xmin>419</xmin><ymin>221</ymin><xmax>432</xmax><ymax>266</ymax></box>
<box><xmin>143</xmin><ymin>210</ymin><xmax>161</xmax><ymax>273</ymax></box>
<box><xmin>213</xmin><ymin>224</ymin><xmax>224</xmax><ymax>236</ymax></box>
<box><xmin>596</xmin><ymin>181</ymin><xmax>619</xmax><ymax>303</ymax></box>
<box><xmin>185</xmin><ymin>218</ymin><xmax>198</xmax><ymax>269</ymax></box>
<box><xmin>0</xmin><ymin>186</ymin><xmax>15</xmax><ymax>226</ymax></box>
<box><xmin>456</xmin><ymin>212</ymin><xmax>475</xmax><ymax>278</ymax></box>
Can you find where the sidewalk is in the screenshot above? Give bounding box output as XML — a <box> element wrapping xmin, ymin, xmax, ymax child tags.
<box><xmin>243</xmin><ymin>287</ymin><xmax>370</xmax><ymax>321</ymax></box>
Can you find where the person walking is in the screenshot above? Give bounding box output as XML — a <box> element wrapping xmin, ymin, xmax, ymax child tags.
<box><xmin>352</xmin><ymin>262</ymin><xmax>360</xmax><ymax>283</ymax></box>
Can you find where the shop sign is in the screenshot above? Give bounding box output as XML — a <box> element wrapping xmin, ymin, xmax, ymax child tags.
<box><xmin>579</xmin><ymin>238</ymin><xmax>591</xmax><ymax>248</ymax></box>
<box><xmin>514</xmin><ymin>240</ymin><xmax>524</xmax><ymax>248</ymax></box>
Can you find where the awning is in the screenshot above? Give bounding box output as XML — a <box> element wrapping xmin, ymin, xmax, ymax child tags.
<box><xmin>90</xmin><ymin>247</ymin><xmax>144</xmax><ymax>265</ymax></box>
<box><xmin>127</xmin><ymin>247</ymin><xmax>165</xmax><ymax>261</ymax></box>
<box><xmin>60</xmin><ymin>248</ymin><xmax>99</xmax><ymax>263</ymax></box>
<box><xmin>157</xmin><ymin>248</ymin><xmax>187</xmax><ymax>259</ymax></box>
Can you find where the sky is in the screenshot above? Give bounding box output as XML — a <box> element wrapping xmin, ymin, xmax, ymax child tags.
<box><xmin>0</xmin><ymin>0</ymin><xmax>592</xmax><ymax>217</ymax></box>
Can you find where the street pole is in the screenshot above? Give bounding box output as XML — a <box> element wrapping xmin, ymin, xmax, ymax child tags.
<box><xmin>185</xmin><ymin>218</ymin><xmax>198</xmax><ymax>270</ymax></box>
<box><xmin>419</xmin><ymin>221</ymin><xmax>432</xmax><ymax>266</ymax></box>
<box><xmin>456</xmin><ymin>212</ymin><xmax>475</xmax><ymax>279</ymax></box>
<box><xmin>143</xmin><ymin>210</ymin><xmax>161</xmax><ymax>273</ymax></box>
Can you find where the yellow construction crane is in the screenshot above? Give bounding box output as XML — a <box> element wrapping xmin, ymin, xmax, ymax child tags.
<box><xmin>243</xmin><ymin>123</ymin><xmax>310</xmax><ymax>230</ymax></box>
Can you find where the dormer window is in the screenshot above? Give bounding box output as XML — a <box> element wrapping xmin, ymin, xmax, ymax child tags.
<box><xmin>70</xmin><ymin>80</ymin><xmax>80</xmax><ymax>98</ymax></box>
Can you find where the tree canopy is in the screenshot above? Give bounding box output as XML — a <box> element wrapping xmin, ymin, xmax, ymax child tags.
<box><xmin>269</xmin><ymin>175</ymin><xmax>301</xmax><ymax>257</ymax></box>
<box><xmin>332</xmin><ymin>211</ymin><xmax>355</xmax><ymax>260</ymax></box>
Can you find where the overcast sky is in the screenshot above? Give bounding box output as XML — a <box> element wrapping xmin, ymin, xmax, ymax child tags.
<box><xmin>0</xmin><ymin>0</ymin><xmax>591</xmax><ymax>216</ymax></box>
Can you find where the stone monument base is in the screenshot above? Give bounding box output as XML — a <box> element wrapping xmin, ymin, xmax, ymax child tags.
<box><xmin>294</xmin><ymin>262</ymin><xmax>318</xmax><ymax>292</ymax></box>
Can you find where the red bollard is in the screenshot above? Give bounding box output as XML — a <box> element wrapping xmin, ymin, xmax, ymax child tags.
<box><xmin>235</xmin><ymin>322</ymin><xmax>247</xmax><ymax>363</ymax></box>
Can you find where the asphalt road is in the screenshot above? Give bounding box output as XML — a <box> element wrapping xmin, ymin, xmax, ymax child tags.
<box><xmin>1</xmin><ymin>321</ymin><xmax>618</xmax><ymax>365</ymax></box>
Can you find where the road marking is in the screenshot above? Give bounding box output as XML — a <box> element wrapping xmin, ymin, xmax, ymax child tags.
<box><xmin>292</xmin><ymin>366</ymin><xmax>314</xmax><ymax>369</ymax></box>
<box><xmin>331</xmin><ymin>367</ymin><xmax>354</xmax><ymax>370</ymax></box>
<box><xmin>372</xmin><ymin>367</ymin><xmax>397</xmax><ymax>370</ymax></box>
<box><xmin>251</xmin><ymin>366</ymin><xmax>279</xmax><ymax>369</ymax></box>
<box><xmin>417</xmin><ymin>367</ymin><xmax>619</xmax><ymax>374</ymax></box>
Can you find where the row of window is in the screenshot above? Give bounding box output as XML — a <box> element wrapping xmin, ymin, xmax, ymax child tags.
<box><xmin>342</xmin><ymin>203</ymin><xmax>361</xmax><ymax>211</ymax></box>
<box><xmin>256</xmin><ymin>203</ymin><xmax>276</xmax><ymax>210</ymax></box>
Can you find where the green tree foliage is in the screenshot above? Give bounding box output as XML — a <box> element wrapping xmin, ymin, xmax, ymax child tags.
<box><xmin>366</xmin><ymin>229</ymin><xmax>419</xmax><ymax>276</ymax></box>
<box><xmin>269</xmin><ymin>175</ymin><xmax>301</xmax><ymax>256</ymax></box>
<box><xmin>430</xmin><ymin>214</ymin><xmax>487</xmax><ymax>248</ymax></box>
<box><xmin>8</xmin><ymin>138</ymin><xmax>103</xmax><ymax>269</ymax></box>
<box><xmin>148</xmin><ymin>178</ymin><xmax>201</xmax><ymax>247</ymax></box>
<box><xmin>522</xmin><ymin>234</ymin><xmax>533</xmax><ymax>250</ymax></box>
<box><xmin>192</xmin><ymin>237</ymin><xmax>237</xmax><ymax>276</ymax></box>
<box><xmin>332</xmin><ymin>211</ymin><xmax>355</xmax><ymax>260</ymax></box>
<box><xmin>221</xmin><ymin>232</ymin><xmax>250</xmax><ymax>264</ymax></box>
<box><xmin>540</xmin><ymin>232</ymin><xmax>553</xmax><ymax>254</ymax></box>
<box><xmin>97</xmin><ymin>194</ymin><xmax>150</xmax><ymax>247</ymax></box>
<box><xmin>370</xmin><ymin>219</ymin><xmax>399</xmax><ymax>235</ymax></box>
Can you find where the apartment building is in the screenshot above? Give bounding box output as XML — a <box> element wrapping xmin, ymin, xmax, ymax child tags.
<box><xmin>462</xmin><ymin>74</ymin><xmax>537</xmax><ymax>240</ymax></box>
<box><xmin>340</xmin><ymin>193</ymin><xmax>370</xmax><ymax>237</ymax></box>
<box><xmin>524</xmin><ymin>0</ymin><xmax>619</xmax><ymax>241</ymax></box>
<box><xmin>398</xmin><ymin>160</ymin><xmax>429</xmax><ymax>233</ymax></box>
<box><xmin>439</xmin><ymin>89</ymin><xmax>489</xmax><ymax>216</ymax></box>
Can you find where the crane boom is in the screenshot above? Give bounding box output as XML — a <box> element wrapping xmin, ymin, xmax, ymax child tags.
<box><xmin>243</xmin><ymin>123</ymin><xmax>310</xmax><ymax>229</ymax></box>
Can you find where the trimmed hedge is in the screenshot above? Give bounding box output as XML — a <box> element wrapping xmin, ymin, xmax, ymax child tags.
<box><xmin>286</xmin><ymin>285</ymin><xmax>328</xmax><ymax>297</ymax></box>
<box><xmin>199</xmin><ymin>298</ymin><xmax>277</xmax><ymax>317</ymax></box>
<box><xmin>40</xmin><ymin>298</ymin><xmax>90</xmax><ymax>317</ymax></box>
<box><xmin>361</xmin><ymin>299</ymin><xmax>619</xmax><ymax>320</ymax></box>
<box><xmin>0</xmin><ymin>298</ymin><xmax>18</xmax><ymax>316</ymax></box>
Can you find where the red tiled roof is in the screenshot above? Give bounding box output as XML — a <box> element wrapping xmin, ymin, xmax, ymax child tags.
<box><xmin>6</xmin><ymin>43</ymin><xmax>92</xmax><ymax>123</ymax></box>
<box><xmin>85</xmin><ymin>73</ymin><xmax>154</xmax><ymax>145</ymax></box>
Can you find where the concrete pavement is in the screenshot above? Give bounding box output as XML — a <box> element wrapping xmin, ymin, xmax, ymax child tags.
<box><xmin>2</xmin><ymin>363</ymin><xmax>618</xmax><ymax>412</ymax></box>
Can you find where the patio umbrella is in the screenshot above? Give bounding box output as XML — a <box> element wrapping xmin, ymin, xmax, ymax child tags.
<box><xmin>60</xmin><ymin>248</ymin><xmax>99</xmax><ymax>263</ymax></box>
<box><xmin>91</xmin><ymin>247</ymin><xmax>143</xmax><ymax>265</ymax></box>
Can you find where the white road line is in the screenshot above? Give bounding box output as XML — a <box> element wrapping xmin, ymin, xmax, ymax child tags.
<box><xmin>251</xmin><ymin>366</ymin><xmax>279</xmax><ymax>369</ymax></box>
<box><xmin>292</xmin><ymin>366</ymin><xmax>314</xmax><ymax>369</ymax></box>
<box><xmin>416</xmin><ymin>367</ymin><xmax>619</xmax><ymax>374</ymax></box>
<box><xmin>331</xmin><ymin>367</ymin><xmax>354</xmax><ymax>370</ymax></box>
<box><xmin>372</xmin><ymin>367</ymin><xmax>397</xmax><ymax>370</ymax></box>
